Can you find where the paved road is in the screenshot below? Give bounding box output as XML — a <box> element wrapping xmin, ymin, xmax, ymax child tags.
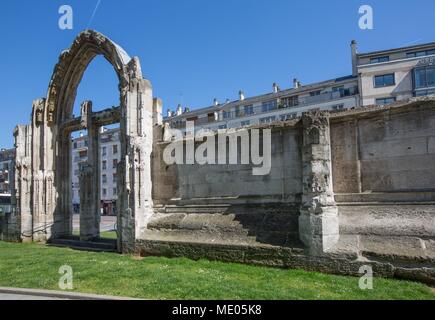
<box><xmin>0</xmin><ymin>288</ymin><xmax>137</xmax><ymax>300</ymax></box>
<box><xmin>0</xmin><ymin>293</ymin><xmax>64</xmax><ymax>300</ymax></box>
<box><xmin>72</xmin><ymin>214</ymin><xmax>117</xmax><ymax>232</ymax></box>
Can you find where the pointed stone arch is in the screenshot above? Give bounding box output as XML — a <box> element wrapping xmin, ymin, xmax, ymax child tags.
<box><xmin>14</xmin><ymin>30</ymin><xmax>157</xmax><ymax>252</ymax></box>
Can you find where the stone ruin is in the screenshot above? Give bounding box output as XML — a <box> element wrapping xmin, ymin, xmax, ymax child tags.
<box><xmin>1</xmin><ymin>30</ymin><xmax>434</xmax><ymax>284</ymax></box>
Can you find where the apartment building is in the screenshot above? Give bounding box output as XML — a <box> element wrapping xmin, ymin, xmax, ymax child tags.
<box><xmin>71</xmin><ymin>127</ymin><xmax>120</xmax><ymax>216</ymax></box>
<box><xmin>165</xmin><ymin>40</ymin><xmax>435</xmax><ymax>133</ymax></box>
<box><xmin>167</xmin><ymin>75</ymin><xmax>359</xmax><ymax>134</ymax></box>
<box><xmin>0</xmin><ymin>148</ymin><xmax>15</xmax><ymax>195</ymax></box>
<box><xmin>354</xmin><ymin>41</ymin><xmax>435</xmax><ymax>106</ymax></box>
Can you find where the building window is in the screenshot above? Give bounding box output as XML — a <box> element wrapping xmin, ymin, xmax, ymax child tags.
<box><xmin>309</xmin><ymin>90</ymin><xmax>321</xmax><ymax>97</ymax></box>
<box><xmin>259</xmin><ymin>116</ymin><xmax>276</xmax><ymax>124</ymax></box>
<box><xmin>331</xmin><ymin>104</ymin><xmax>345</xmax><ymax>111</ymax></box>
<box><xmin>113</xmin><ymin>188</ymin><xmax>117</xmax><ymax>195</ymax></box>
<box><xmin>261</xmin><ymin>100</ymin><xmax>277</xmax><ymax>113</ymax></box>
<box><xmin>241</xmin><ymin>120</ymin><xmax>250</xmax><ymax>127</ymax></box>
<box><xmin>279</xmin><ymin>113</ymin><xmax>297</xmax><ymax>121</ymax></box>
<box><xmin>113</xmin><ymin>159</ymin><xmax>118</xmax><ymax>169</ymax></box>
<box><xmin>282</xmin><ymin>96</ymin><xmax>299</xmax><ymax>107</ymax></box>
<box><xmin>218</xmin><ymin>124</ymin><xmax>227</xmax><ymax>130</ymax></box>
<box><xmin>244</xmin><ymin>105</ymin><xmax>254</xmax><ymax>115</ymax></box>
<box><xmin>414</xmin><ymin>66</ymin><xmax>435</xmax><ymax>89</ymax></box>
<box><xmin>102</xmin><ymin>146</ymin><xmax>107</xmax><ymax>156</ymax></box>
<box><xmin>207</xmin><ymin>113</ymin><xmax>216</xmax><ymax>123</ymax></box>
<box><xmin>374</xmin><ymin>73</ymin><xmax>395</xmax><ymax>87</ymax></box>
<box><xmin>235</xmin><ymin>106</ymin><xmax>241</xmax><ymax>117</ymax></box>
<box><xmin>113</xmin><ymin>173</ymin><xmax>117</xmax><ymax>183</ymax></box>
<box><xmin>79</xmin><ymin>150</ymin><xmax>87</xmax><ymax>158</ymax></box>
<box><xmin>223</xmin><ymin>111</ymin><xmax>232</xmax><ymax>119</ymax></box>
<box><xmin>102</xmin><ymin>188</ymin><xmax>107</xmax><ymax>196</ymax></box>
<box><xmin>407</xmin><ymin>49</ymin><xmax>435</xmax><ymax>58</ymax></box>
<box><xmin>102</xmin><ymin>160</ymin><xmax>107</xmax><ymax>170</ymax></box>
<box><xmin>376</xmin><ymin>97</ymin><xmax>396</xmax><ymax>105</ymax></box>
<box><xmin>415</xmin><ymin>88</ymin><xmax>435</xmax><ymax>96</ymax></box>
<box><xmin>370</xmin><ymin>56</ymin><xmax>390</xmax><ymax>64</ymax></box>
<box><xmin>73</xmin><ymin>142</ymin><xmax>77</xmax><ymax>149</ymax></box>
<box><xmin>113</xmin><ymin>145</ymin><xmax>118</xmax><ymax>154</ymax></box>
<box><xmin>102</xmin><ymin>174</ymin><xmax>107</xmax><ymax>184</ymax></box>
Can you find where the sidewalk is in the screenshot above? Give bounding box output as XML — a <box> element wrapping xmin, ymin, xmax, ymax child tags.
<box><xmin>0</xmin><ymin>287</ymin><xmax>139</xmax><ymax>300</ymax></box>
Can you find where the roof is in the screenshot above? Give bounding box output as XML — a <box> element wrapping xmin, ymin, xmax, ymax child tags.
<box><xmin>357</xmin><ymin>41</ymin><xmax>435</xmax><ymax>58</ymax></box>
<box><xmin>167</xmin><ymin>75</ymin><xmax>357</xmax><ymax>120</ymax></box>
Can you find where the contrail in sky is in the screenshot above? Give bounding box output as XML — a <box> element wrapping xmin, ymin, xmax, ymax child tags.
<box><xmin>86</xmin><ymin>0</ymin><xmax>102</xmax><ymax>29</ymax></box>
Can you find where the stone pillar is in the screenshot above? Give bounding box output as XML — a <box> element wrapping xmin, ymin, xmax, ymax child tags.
<box><xmin>79</xmin><ymin>164</ymin><xmax>99</xmax><ymax>241</ymax></box>
<box><xmin>153</xmin><ymin>98</ymin><xmax>163</xmax><ymax>126</ymax></box>
<box><xmin>299</xmin><ymin>111</ymin><xmax>339</xmax><ymax>255</ymax></box>
<box><xmin>79</xmin><ymin>101</ymin><xmax>100</xmax><ymax>241</ymax></box>
<box><xmin>118</xmin><ymin>57</ymin><xmax>154</xmax><ymax>252</ymax></box>
<box><xmin>14</xmin><ymin>125</ymin><xmax>33</xmax><ymax>242</ymax></box>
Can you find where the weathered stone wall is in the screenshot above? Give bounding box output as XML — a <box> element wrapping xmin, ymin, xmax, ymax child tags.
<box><xmin>141</xmin><ymin>99</ymin><xmax>435</xmax><ymax>283</ymax></box>
<box><xmin>152</xmin><ymin>124</ymin><xmax>303</xmax><ymax>203</ymax></box>
<box><xmin>148</xmin><ymin>123</ymin><xmax>304</xmax><ymax>248</ymax></box>
<box><xmin>330</xmin><ymin>101</ymin><xmax>435</xmax><ymax>193</ymax></box>
<box><xmin>328</xmin><ymin>100</ymin><xmax>435</xmax><ymax>273</ymax></box>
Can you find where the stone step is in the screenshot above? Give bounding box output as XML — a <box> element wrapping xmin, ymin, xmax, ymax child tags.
<box><xmin>156</xmin><ymin>205</ymin><xmax>231</xmax><ymax>214</ymax></box>
<box><xmin>48</xmin><ymin>238</ymin><xmax>117</xmax><ymax>252</ymax></box>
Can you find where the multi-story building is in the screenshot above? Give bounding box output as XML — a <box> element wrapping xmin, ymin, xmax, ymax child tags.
<box><xmin>167</xmin><ymin>75</ymin><xmax>359</xmax><ymax>134</ymax></box>
<box><xmin>71</xmin><ymin>127</ymin><xmax>120</xmax><ymax>216</ymax></box>
<box><xmin>165</xmin><ymin>40</ymin><xmax>435</xmax><ymax>132</ymax></box>
<box><xmin>354</xmin><ymin>40</ymin><xmax>435</xmax><ymax>106</ymax></box>
<box><xmin>0</xmin><ymin>148</ymin><xmax>15</xmax><ymax>195</ymax></box>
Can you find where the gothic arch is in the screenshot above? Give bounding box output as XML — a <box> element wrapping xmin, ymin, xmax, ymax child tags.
<box><xmin>46</xmin><ymin>30</ymin><xmax>138</xmax><ymax>125</ymax></box>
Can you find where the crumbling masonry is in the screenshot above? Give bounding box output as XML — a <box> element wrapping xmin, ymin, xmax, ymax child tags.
<box><xmin>1</xmin><ymin>31</ymin><xmax>434</xmax><ymax>284</ymax></box>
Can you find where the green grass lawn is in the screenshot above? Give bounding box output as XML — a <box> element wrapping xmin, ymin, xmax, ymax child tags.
<box><xmin>0</xmin><ymin>241</ymin><xmax>433</xmax><ymax>300</ymax></box>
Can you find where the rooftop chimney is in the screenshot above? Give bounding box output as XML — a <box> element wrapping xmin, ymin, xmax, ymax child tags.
<box><xmin>239</xmin><ymin>90</ymin><xmax>245</xmax><ymax>101</ymax></box>
<box><xmin>184</xmin><ymin>107</ymin><xmax>190</xmax><ymax>113</ymax></box>
<box><xmin>293</xmin><ymin>78</ymin><xmax>300</xmax><ymax>89</ymax></box>
<box><xmin>225</xmin><ymin>98</ymin><xmax>230</xmax><ymax>104</ymax></box>
<box><xmin>273</xmin><ymin>83</ymin><xmax>280</xmax><ymax>93</ymax></box>
<box><xmin>167</xmin><ymin>109</ymin><xmax>173</xmax><ymax>118</ymax></box>
<box><xmin>176</xmin><ymin>104</ymin><xmax>183</xmax><ymax>116</ymax></box>
<box><xmin>213</xmin><ymin>98</ymin><xmax>219</xmax><ymax>106</ymax></box>
<box><xmin>351</xmin><ymin>40</ymin><xmax>358</xmax><ymax>76</ymax></box>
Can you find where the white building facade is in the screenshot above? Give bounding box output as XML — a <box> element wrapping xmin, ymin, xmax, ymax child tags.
<box><xmin>71</xmin><ymin>127</ymin><xmax>120</xmax><ymax>216</ymax></box>
<box><xmin>355</xmin><ymin>41</ymin><xmax>435</xmax><ymax>106</ymax></box>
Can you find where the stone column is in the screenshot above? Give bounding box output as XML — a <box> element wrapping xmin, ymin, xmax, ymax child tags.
<box><xmin>299</xmin><ymin>111</ymin><xmax>339</xmax><ymax>255</ymax></box>
<box><xmin>79</xmin><ymin>164</ymin><xmax>99</xmax><ymax>241</ymax></box>
<box><xmin>79</xmin><ymin>101</ymin><xmax>100</xmax><ymax>241</ymax></box>
<box><xmin>13</xmin><ymin>125</ymin><xmax>33</xmax><ymax>242</ymax></box>
<box><xmin>118</xmin><ymin>57</ymin><xmax>154</xmax><ymax>252</ymax></box>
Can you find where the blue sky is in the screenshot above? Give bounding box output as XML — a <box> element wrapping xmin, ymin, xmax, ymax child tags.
<box><xmin>0</xmin><ymin>0</ymin><xmax>434</xmax><ymax>147</ymax></box>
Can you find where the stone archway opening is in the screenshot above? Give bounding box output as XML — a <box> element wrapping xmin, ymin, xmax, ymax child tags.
<box><xmin>66</xmin><ymin>100</ymin><xmax>121</xmax><ymax>243</ymax></box>
<box><xmin>68</xmin><ymin>55</ymin><xmax>121</xmax><ymax>243</ymax></box>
